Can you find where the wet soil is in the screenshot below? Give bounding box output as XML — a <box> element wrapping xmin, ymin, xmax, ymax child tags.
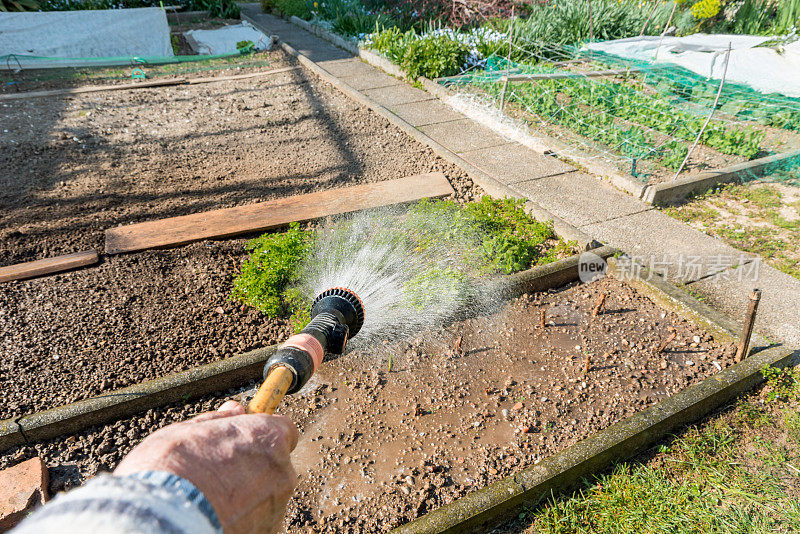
<box><xmin>0</xmin><ymin>276</ymin><xmax>738</xmax><ymax>533</ymax></box>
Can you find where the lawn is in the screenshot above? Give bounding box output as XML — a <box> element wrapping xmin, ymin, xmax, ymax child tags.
<box><xmin>502</xmin><ymin>364</ymin><xmax>800</xmax><ymax>533</ymax></box>
<box><xmin>664</xmin><ymin>177</ymin><xmax>800</xmax><ymax>280</ymax></box>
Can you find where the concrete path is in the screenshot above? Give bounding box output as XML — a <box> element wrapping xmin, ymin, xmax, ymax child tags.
<box><xmin>243</xmin><ymin>6</ymin><xmax>800</xmax><ymax>347</ymax></box>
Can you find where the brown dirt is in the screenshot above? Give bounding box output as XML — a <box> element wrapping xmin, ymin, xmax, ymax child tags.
<box><xmin>0</xmin><ymin>49</ymin><xmax>477</xmax><ymax>266</ymax></box>
<box><xmin>0</xmin><ymin>275</ymin><xmax>738</xmax><ymax>532</ymax></box>
<box><xmin>0</xmin><ymin>48</ymin><xmax>480</xmax><ymax>418</ymax></box>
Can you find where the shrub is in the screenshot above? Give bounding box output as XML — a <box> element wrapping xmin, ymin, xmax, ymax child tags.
<box><xmin>690</xmin><ymin>0</ymin><xmax>721</xmax><ymax>20</ymax></box>
<box><xmin>503</xmin><ymin>0</ymin><xmax>673</xmax><ymax>58</ymax></box>
<box><xmin>399</xmin><ymin>33</ymin><xmax>470</xmax><ymax>79</ymax></box>
<box><xmin>273</xmin><ymin>0</ymin><xmax>311</xmax><ymax>19</ymax></box>
<box><xmin>367</xmin><ymin>27</ymin><xmax>418</xmax><ymax>64</ymax></box>
<box><xmin>231</xmin><ymin>223</ymin><xmax>312</xmax><ymax>317</ymax></box>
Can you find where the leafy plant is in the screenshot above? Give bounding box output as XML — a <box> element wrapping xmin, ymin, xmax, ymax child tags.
<box><xmin>366</xmin><ymin>27</ymin><xmax>417</xmax><ymax>64</ymax></box>
<box><xmin>1</xmin><ymin>0</ymin><xmax>38</xmax><ymax>10</ymax></box>
<box><xmin>236</xmin><ymin>40</ymin><xmax>256</xmax><ymax>54</ymax></box>
<box><xmin>233</xmin><ymin>199</ymin><xmax>567</xmax><ymax>323</ymax></box>
<box><xmin>762</xmin><ymin>365</ymin><xmax>800</xmax><ymax>402</ymax></box>
<box><xmin>190</xmin><ymin>0</ymin><xmax>241</xmax><ymax>18</ymax></box>
<box><xmin>272</xmin><ymin>0</ymin><xmax>311</xmax><ymax>18</ymax></box>
<box><xmin>409</xmin><ymin>197</ymin><xmax>559</xmax><ymax>274</ymax></box>
<box><xmin>399</xmin><ymin>33</ymin><xmax>470</xmax><ymax>79</ymax></box>
<box><xmin>231</xmin><ymin>223</ymin><xmax>312</xmax><ymax>317</ymax></box>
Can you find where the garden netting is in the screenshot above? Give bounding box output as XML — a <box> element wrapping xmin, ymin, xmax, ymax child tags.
<box><xmin>438</xmin><ymin>36</ymin><xmax>800</xmax><ymax>183</ymax></box>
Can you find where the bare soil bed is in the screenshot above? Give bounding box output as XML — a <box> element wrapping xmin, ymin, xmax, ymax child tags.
<box><xmin>0</xmin><ymin>49</ymin><xmax>479</xmax><ymax>418</ymax></box>
<box><xmin>0</xmin><ymin>48</ymin><xmax>477</xmax><ymax>266</ymax></box>
<box><xmin>1</xmin><ymin>275</ymin><xmax>739</xmax><ymax>533</ymax></box>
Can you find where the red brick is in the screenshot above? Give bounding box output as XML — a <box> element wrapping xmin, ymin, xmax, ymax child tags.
<box><xmin>0</xmin><ymin>457</ymin><xmax>49</xmax><ymax>531</ymax></box>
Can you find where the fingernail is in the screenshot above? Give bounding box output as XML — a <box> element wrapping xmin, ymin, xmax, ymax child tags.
<box><xmin>218</xmin><ymin>400</ymin><xmax>244</xmax><ymax>413</ymax></box>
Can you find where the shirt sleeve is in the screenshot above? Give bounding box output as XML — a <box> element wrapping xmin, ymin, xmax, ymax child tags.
<box><xmin>12</xmin><ymin>471</ymin><xmax>222</xmax><ymax>534</ymax></box>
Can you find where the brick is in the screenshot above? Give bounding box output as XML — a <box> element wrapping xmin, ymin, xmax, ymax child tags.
<box><xmin>0</xmin><ymin>457</ymin><xmax>49</xmax><ymax>530</ymax></box>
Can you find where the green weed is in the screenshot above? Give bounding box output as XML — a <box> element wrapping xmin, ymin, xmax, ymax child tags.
<box><xmin>762</xmin><ymin>365</ymin><xmax>800</xmax><ymax>402</ymax></box>
<box><xmin>231</xmin><ymin>222</ymin><xmax>312</xmax><ymax>318</ymax></box>
<box><xmin>232</xmin><ymin>199</ymin><xmax>568</xmax><ymax>323</ymax></box>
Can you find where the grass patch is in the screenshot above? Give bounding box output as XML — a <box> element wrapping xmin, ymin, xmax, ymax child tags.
<box><xmin>509</xmin><ymin>365</ymin><xmax>800</xmax><ymax>534</ymax></box>
<box><xmin>662</xmin><ymin>181</ymin><xmax>800</xmax><ymax>281</ymax></box>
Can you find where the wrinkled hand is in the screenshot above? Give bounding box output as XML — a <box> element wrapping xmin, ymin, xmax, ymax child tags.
<box><xmin>115</xmin><ymin>401</ymin><xmax>299</xmax><ymax>534</ymax></box>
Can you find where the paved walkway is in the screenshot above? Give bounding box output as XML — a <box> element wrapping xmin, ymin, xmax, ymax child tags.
<box><xmin>243</xmin><ymin>6</ymin><xmax>800</xmax><ymax>348</ymax></box>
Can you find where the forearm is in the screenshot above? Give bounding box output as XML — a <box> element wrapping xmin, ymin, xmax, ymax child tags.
<box><xmin>13</xmin><ymin>471</ymin><xmax>221</xmax><ymax>534</ymax></box>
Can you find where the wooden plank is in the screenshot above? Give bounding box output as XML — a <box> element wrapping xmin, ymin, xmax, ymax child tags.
<box><xmin>0</xmin><ymin>66</ymin><xmax>299</xmax><ymax>101</ymax></box>
<box><xmin>0</xmin><ymin>250</ymin><xmax>99</xmax><ymax>283</ymax></box>
<box><xmin>105</xmin><ymin>173</ymin><xmax>454</xmax><ymax>255</ymax></box>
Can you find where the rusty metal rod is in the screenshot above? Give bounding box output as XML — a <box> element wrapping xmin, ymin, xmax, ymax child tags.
<box><xmin>735</xmin><ymin>289</ymin><xmax>762</xmax><ymax>363</ymax></box>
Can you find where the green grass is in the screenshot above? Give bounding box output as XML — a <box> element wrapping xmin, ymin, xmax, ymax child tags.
<box><xmin>509</xmin><ymin>366</ymin><xmax>800</xmax><ymax>534</ymax></box>
<box><xmin>662</xmin><ymin>182</ymin><xmax>800</xmax><ymax>281</ymax></box>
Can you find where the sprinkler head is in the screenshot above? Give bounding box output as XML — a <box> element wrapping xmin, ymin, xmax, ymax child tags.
<box><xmin>261</xmin><ymin>287</ymin><xmax>365</xmax><ymax>394</ymax></box>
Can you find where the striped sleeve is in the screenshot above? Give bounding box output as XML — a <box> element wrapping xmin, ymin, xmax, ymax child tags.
<box><xmin>13</xmin><ymin>471</ymin><xmax>221</xmax><ymax>534</ymax></box>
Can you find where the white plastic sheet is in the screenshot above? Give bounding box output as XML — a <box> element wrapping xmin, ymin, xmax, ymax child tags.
<box><xmin>587</xmin><ymin>34</ymin><xmax>800</xmax><ymax>98</ymax></box>
<box><xmin>0</xmin><ymin>7</ymin><xmax>173</xmax><ymax>60</ymax></box>
<box><xmin>184</xmin><ymin>21</ymin><xmax>273</xmax><ymax>55</ymax></box>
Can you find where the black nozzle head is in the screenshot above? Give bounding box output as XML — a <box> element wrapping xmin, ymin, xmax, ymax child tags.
<box><xmin>311</xmin><ymin>287</ymin><xmax>365</xmax><ymax>338</ymax></box>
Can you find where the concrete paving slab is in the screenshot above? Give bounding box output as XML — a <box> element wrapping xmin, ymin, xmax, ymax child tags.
<box><xmin>241</xmin><ymin>8</ymin><xmax>351</xmax><ymax>62</ymax></box>
<box><xmin>513</xmin><ymin>171</ymin><xmax>649</xmax><ymax>224</ymax></box>
<box><xmin>363</xmin><ymin>84</ymin><xmax>434</xmax><ymax>107</ymax></box>
<box><xmin>338</xmin><ymin>70</ymin><xmax>403</xmax><ymax>91</ymax></box>
<box><xmin>419</xmin><ymin>119</ymin><xmax>508</xmax><ymax>153</ymax></box>
<box><xmin>463</xmin><ymin>143</ymin><xmax>576</xmax><ymax>184</ymax></box>
<box><xmin>687</xmin><ymin>263</ymin><xmax>800</xmax><ymax>347</ymax></box>
<box><xmin>580</xmin><ymin>209</ymin><xmax>757</xmax><ymax>284</ymax></box>
<box><xmin>318</xmin><ymin>58</ymin><xmax>377</xmax><ymax>78</ymax></box>
<box><xmin>390</xmin><ymin>99</ymin><xmax>464</xmax><ymax>127</ymax></box>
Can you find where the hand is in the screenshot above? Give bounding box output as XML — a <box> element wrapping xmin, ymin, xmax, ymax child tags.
<box><xmin>115</xmin><ymin>401</ymin><xmax>299</xmax><ymax>534</ymax></box>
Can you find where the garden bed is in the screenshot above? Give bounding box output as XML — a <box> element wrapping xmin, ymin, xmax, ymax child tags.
<box><xmin>448</xmin><ymin>63</ymin><xmax>800</xmax><ymax>186</ymax></box>
<box><xmin>0</xmin><ymin>273</ymin><xmax>740</xmax><ymax>532</ymax></box>
<box><xmin>663</xmin><ymin>173</ymin><xmax>800</xmax><ymax>281</ymax></box>
<box><xmin>0</xmin><ymin>48</ymin><xmax>481</xmax><ymax>418</ymax></box>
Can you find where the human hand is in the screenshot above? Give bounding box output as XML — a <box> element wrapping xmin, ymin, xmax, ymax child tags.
<box><xmin>115</xmin><ymin>400</ymin><xmax>299</xmax><ymax>534</ymax></box>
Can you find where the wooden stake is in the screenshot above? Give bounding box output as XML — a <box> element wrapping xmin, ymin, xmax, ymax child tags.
<box><xmin>672</xmin><ymin>42</ymin><xmax>731</xmax><ymax>180</ymax></box>
<box><xmin>592</xmin><ymin>293</ymin><xmax>607</xmax><ymax>317</ymax></box>
<box><xmin>658</xmin><ymin>329</ymin><xmax>677</xmax><ymax>353</ymax></box>
<box><xmin>453</xmin><ymin>335</ymin><xmax>463</xmax><ymax>355</ymax></box>
<box><xmin>639</xmin><ymin>0</ymin><xmax>663</xmax><ymax>36</ymax></box>
<box><xmin>735</xmin><ymin>289</ymin><xmax>762</xmax><ymax>363</ymax></box>
<box><xmin>654</xmin><ymin>2</ymin><xmax>679</xmax><ymax>61</ymax></box>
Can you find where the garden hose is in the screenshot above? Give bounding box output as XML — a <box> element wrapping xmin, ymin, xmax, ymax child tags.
<box><xmin>247</xmin><ymin>288</ymin><xmax>365</xmax><ymax>414</ymax></box>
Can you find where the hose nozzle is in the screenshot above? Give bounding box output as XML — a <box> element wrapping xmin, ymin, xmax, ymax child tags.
<box><xmin>248</xmin><ymin>288</ymin><xmax>364</xmax><ymax>413</ymax></box>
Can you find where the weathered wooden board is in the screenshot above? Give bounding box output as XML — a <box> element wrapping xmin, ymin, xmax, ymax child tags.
<box><xmin>105</xmin><ymin>173</ymin><xmax>454</xmax><ymax>254</ymax></box>
<box><xmin>0</xmin><ymin>66</ymin><xmax>299</xmax><ymax>101</ymax></box>
<box><xmin>0</xmin><ymin>250</ymin><xmax>99</xmax><ymax>283</ymax></box>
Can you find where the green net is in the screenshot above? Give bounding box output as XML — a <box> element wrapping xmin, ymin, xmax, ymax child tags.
<box><xmin>440</xmin><ymin>40</ymin><xmax>800</xmax><ymax>185</ymax></box>
<box><xmin>1</xmin><ymin>51</ymin><xmax>276</xmax><ymax>89</ymax></box>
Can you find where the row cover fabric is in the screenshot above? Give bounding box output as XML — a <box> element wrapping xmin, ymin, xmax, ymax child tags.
<box><xmin>0</xmin><ymin>7</ymin><xmax>172</xmax><ymax>61</ymax></box>
<box><xmin>587</xmin><ymin>34</ymin><xmax>800</xmax><ymax>98</ymax></box>
<box><xmin>184</xmin><ymin>21</ymin><xmax>273</xmax><ymax>55</ymax></box>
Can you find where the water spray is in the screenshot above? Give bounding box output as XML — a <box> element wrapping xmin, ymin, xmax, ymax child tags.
<box><xmin>247</xmin><ymin>287</ymin><xmax>365</xmax><ymax>414</ymax></box>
